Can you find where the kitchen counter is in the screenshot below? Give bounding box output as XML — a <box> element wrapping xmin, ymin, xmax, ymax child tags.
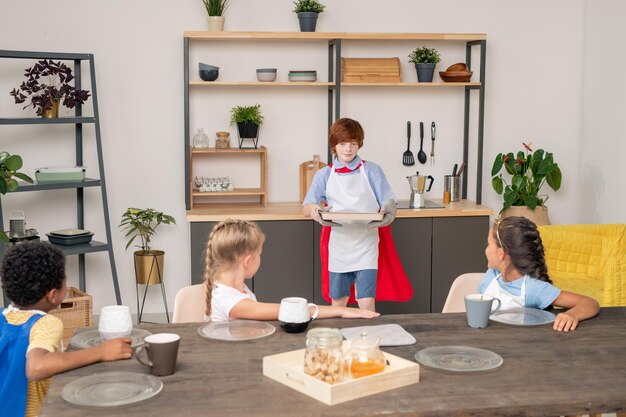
<box><xmin>186</xmin><ymin>200</ymin><xmax>492</xmax><ymax>222</ymax></box>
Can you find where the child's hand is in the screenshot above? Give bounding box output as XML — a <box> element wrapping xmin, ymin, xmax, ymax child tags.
<box><xmin>339</xmin><ymin>307</ymin><xmax>380</xmax><ymax>319</ymax></box>
<box><xmin>553</xmin><ymin>312</ymin><xmax>579</xmax><ymax>332</ymax></box>
<box><xmin>96</xmin><ymin>337</ymin><xmax>133</xmax><ymax>361</ymax></box>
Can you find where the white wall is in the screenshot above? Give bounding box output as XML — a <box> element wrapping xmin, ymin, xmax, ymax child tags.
<box><xmin>1</xmin><ymin>0</ymin><xmax>617</xmax><ymax>314</ymax></box>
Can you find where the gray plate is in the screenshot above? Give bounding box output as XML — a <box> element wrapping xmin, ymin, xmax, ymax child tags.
<box><xmin>62</xmin><ymin>372</ymin><xmax>163</xmax><ymax>407</ymax></box>
<box><xmin>490</xmin><ymin>308</ymin><xmax>556</xmax><ymax>326</ymax></box>
<box><xmin>197</xmin><ymin>320</ymin><xmax>275</xmax><ymax>341</ymax></box>
<box><xmin>70</xmin><ymin>328</ymin><xmax>151</xmax><ymax>349</ymax></box>
<box><xmin>415</xmin><ymin>345</ymin><xmax>503</xmax><ymax>372</ymax></box>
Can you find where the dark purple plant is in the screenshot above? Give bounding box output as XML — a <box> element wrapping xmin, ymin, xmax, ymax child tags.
<box><xmin>9</xmin><ymin>59</ymin><xmax>91</xmax><ymax>116</ymax></box>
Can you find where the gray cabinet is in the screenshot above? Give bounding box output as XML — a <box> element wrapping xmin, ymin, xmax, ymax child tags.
<box><xmin>191</xmin><ymin>215</ymin><xmax>488</xmax><ymax>313</ymax></box>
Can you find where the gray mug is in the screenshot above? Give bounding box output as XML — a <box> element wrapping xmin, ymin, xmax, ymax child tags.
<box><xmin>464</xmin><ymin>294</ymin><xmax>501</xmax><ymax>328</ymax></box>
<box><xmin>136</xmin><ymin>333</ymin><xmax>180</xmax><ymax>376</ymax></box>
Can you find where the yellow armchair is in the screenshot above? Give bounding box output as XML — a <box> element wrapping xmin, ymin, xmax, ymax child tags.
<box><xmin>538</xmin><ymin>224</ymin><xmax>626</xmax><ymax>307</ymax></box>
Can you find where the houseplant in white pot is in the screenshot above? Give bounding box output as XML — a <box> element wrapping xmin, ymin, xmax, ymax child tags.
<box><xmin>408</xmin><ymin>46</ymin><xmax>441</xmax><ymax>82</ymax></box>
<box><xmin>119</xmin><ymin>208</ymin><xmax>176</xmax><ymax>286</ymax></box>
<box><xmin>491</xmin><ymin>142</ymin><xmax>562</xmax><ymax>225</ymax></box>
<box><xmin>201</xmin><ymin>0</ymin><xmax>230</xmax><ymax>31</ymax></box>
<box><xmin>0</xmin><ymin>151</ymin><xmax>33</xmax><ymax>242</ymax></box>
<box><xmin>293</xmin><ymin>0</ymin><xmax>325</xmax><ymax>32</ymax></box>
<box><xmin>230</xmin><ymin>104</ymin><xmax>264</xmax><ymax>149</ymax></box>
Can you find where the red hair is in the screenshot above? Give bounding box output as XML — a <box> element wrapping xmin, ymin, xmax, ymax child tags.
<box><xmin>329</xmin><ymin>118</ymin><xmax>364</xmax><ymax>153</ymax></box>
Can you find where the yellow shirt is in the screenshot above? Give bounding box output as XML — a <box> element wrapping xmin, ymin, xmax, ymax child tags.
<box><xmin>4</xmin><ymin>310</ymin><xmax>63</xmax><ymax>417</ymax></box>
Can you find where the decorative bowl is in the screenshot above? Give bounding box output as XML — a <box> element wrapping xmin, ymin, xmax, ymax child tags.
<box><xmin>439</xmin><ymin>70</ymin><xmax>473</xmax><ymax>82</ymax></box>
<box><xmin>199</xmin><ymin>62</ymin><xmax>219</xmax><ymax>71</ymax></box>
<box><xmin>446</xmin><ymin>62</ymin><xmax>468</xmax><ymax>72</ymax></box>
<box><xmin>199</xmin><ymin>69</ymin><xmax>219</xmax><ymax>81</ymax></box>
<box><xmin>256</xmin><ymin>68</ymin><xmax>277</xmax><ymax>73</ymax></box>
<box><xmin>257</xmin><ymin>72</ymin><xmax>277</xmax><ymax>82</ymax></box>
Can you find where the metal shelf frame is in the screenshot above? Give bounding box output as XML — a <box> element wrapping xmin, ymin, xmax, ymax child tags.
<box><xmin>0</xmin><ymin>49</ymin><xmax>121</xmax><ymax>306</ymax></box>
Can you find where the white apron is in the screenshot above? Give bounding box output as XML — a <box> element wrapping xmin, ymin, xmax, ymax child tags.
<box><xmin>484</xmin><ymin>273</ymin><xmax>527</xmax><ymax>310</ymax></box>
<box><xmin>326</xmin><ymin>163</ymin><xmax>380</xmax><ymax>272</ymax></box>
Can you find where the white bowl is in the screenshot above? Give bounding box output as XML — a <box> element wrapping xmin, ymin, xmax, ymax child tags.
<box><xmin>257</xmin><ymin>72</ymin><xmax>277</xmax><ymax>82</ymax></box>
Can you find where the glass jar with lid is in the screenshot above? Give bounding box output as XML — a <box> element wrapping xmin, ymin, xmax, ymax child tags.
<box><xmin>304</xmin><ymin>327</ymin><xmax>343</xmax><ymax>384</ymax></box>
<box><xmin>192</xmin><ymin>128</ymin><xmax>209</xmax><ymax>148</ymax></box>
<box><xmin>346</xmin><ymin>332</ymin><xmax>386</xmax><ymax>378</ymax></box>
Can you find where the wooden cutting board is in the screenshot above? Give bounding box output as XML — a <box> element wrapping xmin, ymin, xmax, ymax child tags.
<box><xmin>299</xmin><ymin>155</ymin><xmax>326</xmax><ymax>201</ymax></box>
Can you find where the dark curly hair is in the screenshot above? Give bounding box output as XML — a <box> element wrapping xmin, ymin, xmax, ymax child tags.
<box><xmin>493</xmin><ymin>216</ymin><xmax>552</xmax><ymax>284</ymax></box>
<box><xmin>1</xmin><ymin>241</ymin><xmax>66</xmax><ymax>307</ymax></box>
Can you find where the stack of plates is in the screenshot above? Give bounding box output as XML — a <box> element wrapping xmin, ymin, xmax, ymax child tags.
<box><xmin>47</xmin><ymin>229</ymin><xmax>94</xmax><ymax>246</ymax></box>
<box><xmin>288</xmin><ymin>70</ymin><xmax>317</xmax><ymax>82</ymax></box>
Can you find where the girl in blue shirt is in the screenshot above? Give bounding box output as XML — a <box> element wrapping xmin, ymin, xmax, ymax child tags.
<box><xmin>481</xmin><ymin>216</ymin><xmax>599</xmax><ymax>332</ymax></box>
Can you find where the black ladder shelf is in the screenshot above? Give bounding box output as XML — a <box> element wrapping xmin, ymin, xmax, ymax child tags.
<box><xmin>0</xmin><ymin>50</ymin><xmax>121</xmax><ymax>306</ymax></box>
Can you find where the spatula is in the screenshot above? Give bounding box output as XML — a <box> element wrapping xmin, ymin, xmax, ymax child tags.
<box><xmin>403</xmin><ymin>121</ymin><xmax>415</xmax><ymax>166</ymax></box>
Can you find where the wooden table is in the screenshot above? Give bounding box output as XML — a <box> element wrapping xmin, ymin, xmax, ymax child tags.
<box><xmin>41</xmin><ymin>308</ymin><xmax>626</xmax><ymax>417</ymax></box>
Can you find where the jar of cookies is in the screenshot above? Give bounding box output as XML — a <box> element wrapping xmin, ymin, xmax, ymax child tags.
<box><xmin>304</xmin><ymin>328</ymin><xmax>343</xmax><ymax>384</ymax></box>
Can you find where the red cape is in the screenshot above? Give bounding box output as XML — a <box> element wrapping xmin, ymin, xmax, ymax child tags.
<box><xmin>320</xmin><ymin>225</ymin><xmax>413</xmax><ymax>303</ymax></box>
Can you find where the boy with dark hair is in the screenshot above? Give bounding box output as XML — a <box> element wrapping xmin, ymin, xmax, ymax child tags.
<box><xmin>0</xmin><ymin>241</ymin><xmax>132</xmax><ymax>417</ymax></box>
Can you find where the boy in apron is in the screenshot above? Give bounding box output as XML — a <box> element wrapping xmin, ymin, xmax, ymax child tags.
<box><xmin>303</xmin><ymin>118</ymin><xmax>412</xmax><ymax>311</ymax></box>
<box><xmin>0</xmin><ymin>242</ymin><xmax>132</xmax><ymax>417</ymax></box>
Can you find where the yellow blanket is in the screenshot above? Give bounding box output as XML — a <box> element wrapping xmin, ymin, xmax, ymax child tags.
<box><xmin>538</xmin><ymin>224</ymin><xmax>626</xmax><ymax>306</ymax></box>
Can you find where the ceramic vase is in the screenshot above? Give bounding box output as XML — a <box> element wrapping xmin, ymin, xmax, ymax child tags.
<box><xmin>207</xmin><ymin>16</ymin><xmax>225</xmax><ymax>32</ymax></box>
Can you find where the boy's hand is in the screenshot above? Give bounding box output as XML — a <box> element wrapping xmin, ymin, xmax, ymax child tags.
<box><xmin>96</xmin><ymin>337</ymin><xmax>133</xmax><ymax>361</ymax></box>
<box><xmin>312</xmin><ymin>205</ymin><xmax>342</xmax><ymax>227</ymax></box>
<box><xmin>369</xmin><ymin>199</ymin><xmax>397</xmax><ymax>228</ymax></box>
<box><xmin>340</xmin><ymin>307</ymin><xmax>380</xmax><ymax>319</ymax></box>
<box><xmin>553</xmin><ymin>312</ymin><xmax>579</xmax><ymax>332</ymax></box>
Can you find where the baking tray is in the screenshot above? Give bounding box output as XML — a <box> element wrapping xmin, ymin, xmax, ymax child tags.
<box><xmin>320</xmin><ymin>212</ymin><xmax>384</xmax><ymax>221</ymax></box>
<box><xmin>47</xmin><ymin>232</ymin><xmax>94</xmax><ymax>246</ymax></box>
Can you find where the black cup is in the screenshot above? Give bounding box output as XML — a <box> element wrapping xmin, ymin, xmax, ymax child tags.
<box><xmin>279</xmin><ymin>319</ymin><xmax>312</xmax><ymax>334</ymax></box>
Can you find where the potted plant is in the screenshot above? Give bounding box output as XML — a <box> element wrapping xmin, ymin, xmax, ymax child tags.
<box><xmin>293</xmin><ymin>0</ymin><xmax>326</xmax><ymax>32</ymax></box>
<box><xmin>119</xmin><ymin>208</ymin><xmax>176</xmax><ymax>285</ymax></box>
<box><xmin>9</xmin><ymin>59</ymin><xmax>91</xmax><ymax>118</ymax></box>
<box><xmin>230</xmin><ymin>104</ymin><xmax>263</xmax><ymax>148</ymax></box>
<box><xmin>491</xmin><ymin>142</ymin><xmax>562</xmax><ymax>225</ymax></box>
<box><xmin>408</xmin><ymin>46</ymin><xmax>441</xmax><ymax>82</ymax></box>
<box><xmin>201</xmin><ymin>0</ymin><xmax>230</xmax><ymax>31</ymax></box>
<box><xmin>0</xmin><ymin>151</ymin><xmax>33</xmax><ymax>242</ymax></box>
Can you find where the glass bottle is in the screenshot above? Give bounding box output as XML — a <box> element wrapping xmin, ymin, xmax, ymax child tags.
<box><xmin>192</xmin><ymin>128</ymin><xmax>209</xmax><ymax>148</ymax></box>
<box><xmin>346</xmin><ymin>332</ymin><xmax>386</xmax><ymax>378</ymax></box>
<box><xmin>304</xmin><ymin>327</ymin><xmax>343</xmax><ymax>384</ymax></box>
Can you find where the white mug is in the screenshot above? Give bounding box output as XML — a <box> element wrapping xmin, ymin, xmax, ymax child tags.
<box><xmin>98</xmin><ymin>305</ymin><xmax>133</xmax><ymax>340</ymax></box>
<box><xmin>278</xmin><ymin>297</ymin><xmax>319</xmax><ymax>324</ymax></box>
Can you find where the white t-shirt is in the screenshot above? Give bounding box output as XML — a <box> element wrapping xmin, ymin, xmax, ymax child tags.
<box><xmin>208</xmin><ymin>282</ymin><xmax>257</xmax><ymax>322</ymax></box>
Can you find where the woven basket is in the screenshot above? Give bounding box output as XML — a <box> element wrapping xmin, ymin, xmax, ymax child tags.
<box><xmin>48</xmin><ymin>287</ymin><xmax>93</xmax><ymax>350</ymax></box>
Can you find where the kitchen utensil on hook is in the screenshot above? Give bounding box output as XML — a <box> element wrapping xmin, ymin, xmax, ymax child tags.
<box><xmin>430</xmin><ymin>122</ymin><xmax>436</xmax><ymax>165</ymax></box>
<box><xmin>452</xmin><ymin>163</ymin><xmax>458</xmax><ymax>177</ymax></box>
<box><xmin>403</xmin><ymin>121</ymin><xmax>415</xmax><ymax>166</ymax></box>
<box><xmin>417</xmin><ymin>122</ymin><xmax>427</xmax><ymax>164</ymax></box>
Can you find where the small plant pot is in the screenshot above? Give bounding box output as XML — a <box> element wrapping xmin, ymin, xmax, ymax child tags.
<box><xmin>134</xmin><ymin>250</ymin><xmax>165</xmax><ymax>285</ymax></box>
<box><xmin>42</xmin><ymin>99</ymin><xmax>59</xmax><ymax>118</ymax></box>
<box><xmin>207</xmin><ymin>16</ymin><xmax>225</xmax><ymax>32</ymax></box>
<box><xmin>297</xmin><ymin>12</ymin><xmax>319</xmax><ymax>32</ymax></box>
<box><xmin>237</xmin><ymin>122</ymin><xmax>259</xmax><ymax>139</ymax></box>
<box><xmin>415</xmin><ymin>63</ymin><xmax>436</xmax><ymax>82</ymax></box>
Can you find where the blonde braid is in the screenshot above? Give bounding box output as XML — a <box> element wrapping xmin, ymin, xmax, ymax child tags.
<box><xmin>203</xmin><ymin>219</ymin><xmax>265</xmax><ymax>318</ymax></box>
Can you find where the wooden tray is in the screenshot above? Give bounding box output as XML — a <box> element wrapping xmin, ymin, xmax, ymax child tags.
<box><xmin>320</xmin><ymin>212</ymin><xmax>384</xmax><ymax>221</ymax></box>
<box><xmin>263</xmin><ymin>345</ymin><xmax>420</xmax><ymax>405</ymax></box>
<box><xmin>341</xmin><ymin>58</ymin><xmax>402</xmax><ymax>83</ymax></box>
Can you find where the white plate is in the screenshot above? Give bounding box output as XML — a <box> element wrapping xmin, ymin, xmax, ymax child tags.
<box><xmin>490</xmin><ymin>308</ymin><xmax>556</xmax><ymax>326</ymax></box>
<box><xmin>415</xmin><ymin>346</ymin><xmax>503</xmax><ymax>372</ymax></box>
<box><xmin>70</xmin><ymin>328</ymin><xmax>151</xmax><ymax>349</ymax></box>
<box><xmin>197</xmin><ymin>320</ymin><xmax>275</xmax><ymax>341</ymax></box>
<box><xmin>49</xmin><ymin>228</ymin><xmax>91</xmax><ymax>237</ymax></box>
<box><xmin>62</xmin><ymin>372</ymin><xmax>163</xmax><ymax>407</ymax></box>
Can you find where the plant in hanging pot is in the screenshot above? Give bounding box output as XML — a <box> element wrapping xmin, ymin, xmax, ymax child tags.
<box><xmin>230</xmin><ymin>104</ymin><xmax>264</xmax><ymax>148</ymax></box>
<box><xmin>0</xmin><ymin>151</ymin><xmax>34</xmax><ymax>243</ymax></box>
<box><xmin>201</xmin><ymin>0</ymin><xmax>230</xmax><ymax>31</ymax></box>
<box><xmin>491</xmin><ymin>142</ymin><xmax>562</xmax><ymax>225</ymax></box>
<box><xmin>293</xmin><ymin>0</ymin><xmax>326</xmax><ymax>32</ymax></box>
<box><xmin>9</xmin><ymin>59</ymin><xmax>91</xmax><ymax>118</ymax></box>
<box><xmin>119</xmin><ymin>208</ymin><xmax>176</xmax><ymax>285</ymax></box>
<box><xmin>408</xmin><ymin>46</ymin><xmax>441</xmax><ymax>82</ymax></box>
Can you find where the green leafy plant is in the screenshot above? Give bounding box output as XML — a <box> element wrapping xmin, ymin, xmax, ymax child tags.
<box><xmin>408</xmin><ymin>46</ymin><xmax>441</xmax><ymax>64</ymax></box>
<box><xmin>201</xmin><ymin>0</ymin><xmax>230</xmax><ymax>16</ymax></box>
<box><xmin>491</xmin><ymin>142</ymin><xmax>562</xmax><ymax>211</ymax></box>
<box><xmin>0</xmin><ymin>151</ymin><xmax>34</xmax><ymax>242</ymax></box>
<box><xmin>293</xmin><ymin>0</ymin><xmax>325</xmax><ymax>13</ymax></box>
<box><xmin>119</xmin><ymin>208</ymin><xmax>176</xmax><ymax>251</ymax></box>
<box><xmin>229</xmin><ymin>104</ymin><xmax>264</xmax><ymax>126</ymax></box>
<box><xmin>9</xmin><ymin>59</ymin><xmax>91</xmax><ymax>116</ymax></box>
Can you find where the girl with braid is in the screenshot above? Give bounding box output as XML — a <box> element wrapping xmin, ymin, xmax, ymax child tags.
<box><xmin>204</xmin><ymin>219</ymin><xmax>379</xmax><ymax>322</ymax></box>
<box><xmin>479</xmin><ymin>216</ymin><xmax>599</xmax><ymax>332</ymax></box>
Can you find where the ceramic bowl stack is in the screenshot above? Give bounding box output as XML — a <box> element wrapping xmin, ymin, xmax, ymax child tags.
<box><xmin>199</xmin><ymin>62</ymin><xmax>219</xmax><ymax>81</ymax></box>
<box><xmin>256</xmin><ymin>68</ymin><xmax>277</xmax><ymax>82</ymax></box>
<box><xmin>46</xmin><ymin>229</ymin><xmax>94</xmax><ymax>246</ymax></box>
<box><xmin>439</xmin><ymin>63</ymin><xmax>473</xmax><ymax>82</ymax></box>
<box><xmin>288</xmin><ymin>70</ymin><xmax>317</xmax><ymax>82</ymax></box>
